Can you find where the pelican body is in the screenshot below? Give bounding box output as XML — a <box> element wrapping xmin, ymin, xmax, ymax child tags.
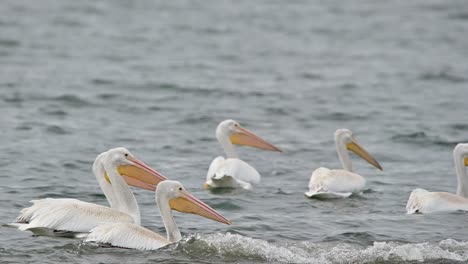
<box><xmin>204</xmin><ymin>119</ymin><xmax>281</xmax><ymax>190</ymax></box>
<box><xmin>305</xmin><ymin>129</ymin><xmax>383</xmax><ymax>199</ymax></box>
<box><xmin>12</xmin><ymin>148</ymin><xmax>167</xmax><ymax>236</ymax></box>
<box><xmin>406</xmin><ymin>144</ymin><xmax>468</xmax><ymax>214</ymax></box>
<box><xmin>86</xmin><ymin>180</ymin><xmax>231</xmax><ymax>250</ymax></box>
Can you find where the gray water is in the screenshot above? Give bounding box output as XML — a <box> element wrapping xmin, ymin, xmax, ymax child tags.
<box><xmin>1</xmin><ymin>0</ymin><xmax>468</xmax><ymax>263</ymax></box>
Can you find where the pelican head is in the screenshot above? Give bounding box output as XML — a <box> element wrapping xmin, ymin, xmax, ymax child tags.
<box><xmin>454</xmin><ymin>143</ymin><xmax>468</xmax><ymax>166</ymax></box>
<box><xmin>157</xmin><ymin>180</ymin><xmax>231</xmax><ymax>225</ymax></box>
<box><xmin>334</xmin><ymin>129</ymin><xmax>382</xmax><ymax>171</ymax></box>
<box><xmin>102</xmin><ymin>147</ymin><xmax>167</xmax><ymax>191</ymax></box>
<box><xmin>216</xmin><ymin>119</ymin><xmax>281</xmax><ymax>152</ymax></box>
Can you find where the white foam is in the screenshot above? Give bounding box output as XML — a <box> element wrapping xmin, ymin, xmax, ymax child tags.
<box><xmin>181</xmin><ymin>233</ymin><xmax>468</xmax><ymax>263</ymax></box>
<box><xmin>183</xmin><ymin>232</ymin><xmax>315</xmax><ymax>263</ymax></box>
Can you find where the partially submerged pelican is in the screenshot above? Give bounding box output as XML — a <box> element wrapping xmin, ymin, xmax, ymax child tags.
<box><xmin>305</xmin><ymin>129</ymin><xmax>383</xmax><ymax>199</ymax></box>
<box><xmin>406</xmin><ymin>143</ymin><xmax>468</xmax><ymax>214</ymax></box>
<box><xmin>85</xmin><ymin>180</ymin><xmax>231</xmax><ymax>250</ymax></box>
<box><xmin>204</xmin><ymin>119</ymin><xmax>281</xmax><ymax>189</ymax></box>
<box><xmin>12</xmin><ymin>147</ymin><xmax>167</xmax><ymax>236</ymax></box>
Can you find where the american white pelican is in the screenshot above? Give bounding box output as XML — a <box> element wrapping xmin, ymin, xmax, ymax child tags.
<box><xmin>85</xmin><ymin>180</ymin><xmax>231</xmax><ymax>250</ymax></box>
<box><xmin>204</xmin><ymin>119</ymin><xmax>281</xmax><ymax>189</ymax></box>
<box><xmin>305</xmin><ymin>129</ymin><xmax>383</xmax><ymax>199</ymax></box>
<box><xmin>406</xmin><ymin>143</ymin><xmax>468</xmax><ymax>214</ymax></box>
<box><xmin>12</xmin><ymin>147</ymin><xmax>167</xmax><ymax>236</ymax></box>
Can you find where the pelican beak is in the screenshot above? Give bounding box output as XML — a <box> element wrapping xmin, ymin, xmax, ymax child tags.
<box><xmin>464</xmin><ymin>157</ymin><xmax>468</xmax><ymax>166</ymax></box>
<box><xmin>346</xmin><ymin>139</ymin><xmax>383</xmax><ymax>170</ymax></box>
<box><xmin>116</xmin><ymin>158</ymin><xmax>168</xmax><ymax>191</ymax></box>
<box><xmin>169</xmin><ymin>190</ymin><xmax>231</xmax><ymax>225</ymax></box>
<box><xmin>230</xmin><ymin>126</ymin><xmax>281</xmax><ymax>152</ymax></box>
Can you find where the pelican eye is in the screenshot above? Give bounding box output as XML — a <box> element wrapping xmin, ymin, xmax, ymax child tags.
<box><xmin>179</xmin><ymin>187</ymin><xmax>182</xmax><ymax>191</ymax></box>
<box><xmin>124</xmin><ymin>153</ymin><xmax>128</xmax><ymax>157</ymax></box>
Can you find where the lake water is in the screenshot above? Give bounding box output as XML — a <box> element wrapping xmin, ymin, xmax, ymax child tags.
<box><xmin>1</xmin><ymin>0</ymin><xmax>468</xmax><ymax>263</ymax></box>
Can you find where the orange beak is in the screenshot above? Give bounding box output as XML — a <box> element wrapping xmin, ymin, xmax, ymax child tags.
<box><xmin>230</xmin><ymin>126</ymin><xmax>281</xmax><ymax>152</ymax></box>
<box><xmin>346</xmin><ymin>140</ymin><xmax>383</xmax><ymax>171</ymax></box>
<box><xmin>116</xmin><ymin>158</ymin><xmax>168</xmax><ymax>191</ymax></box>
<box><xmin>169</xmin><ymin>190</ymin><xmax>231</xmax><ymax>225</ymax></box>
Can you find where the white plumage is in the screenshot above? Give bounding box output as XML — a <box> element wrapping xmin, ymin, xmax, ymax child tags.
<box><xmin>206</xmin><ymin>156</ymin><xmax>260</xmax><ymax>189</ymax></box>
<box><xmin>86</xmin><ymin>180</ymin><xmax>231</xmax><ymax>250</ymax></box>
<box><xmin>16</xmin><ymin>198</ymin><xmax>134</xmax><ymax>233</ymax></box>
<box><xmin>12</xmin><ymin>148</ymin><xmax>165</xmax><ymax>235</ymax></box>
<box><xmin>87</xmin><ymin>223</ymin><xmax>168</xmax><ymax>250</ymax></box>
<box><xmin>406</xmin><ymin>189</ymin><xmax>468</xmax><ymax>214</ymax></box>
<box><xmin>306</xmin><ymin>129</ymin><xmax>382</xmax><ymax>199</ymax></box>
<box><xmin>305</xmin><ymin>167</ymin><xmax>365</xmax><ymax>199</ymax></box>
<box><xmin>406</xmin><ymin>144</ymin><xmax>468</xmax><ymax>214</ymax></box>
<box><xmin>204</xmin><ymin>120</ymin><xmax>281</xmax><ymax>190</ymax></box>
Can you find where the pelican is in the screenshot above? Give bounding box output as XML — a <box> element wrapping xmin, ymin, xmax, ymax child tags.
<box><xmin>85</xmin><ymin>180</ymin><xmax>231</xmax><ymax>250</ymax></box>
<box><xmin>204</xmin><ymin>119</ymin><xmax>281</xmax><ymax>189</ymax></box>
<box><xmin>12</xmin><ymin>147</ymin><xmax>167</xmax><ymax>236</ymax></box>
<box><xmin>305</xmin><ymin>129</ymin><xmax>383</xmax><ymax>199</ymax></box>
<box><xmin>406</xmin><ymin>143</ymin><xmax>468</xmax><ymax>214</ymax></box>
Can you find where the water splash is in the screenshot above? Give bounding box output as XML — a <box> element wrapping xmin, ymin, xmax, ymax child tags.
<box><xmin>179</xmin><ymin>233</ymin><xmax>468</xmax><ymax>263</ymax></box>
<box><xmin>180</xmin><ymin>233</ymin><xmax>312</xmax><ymax>263</ymax></box>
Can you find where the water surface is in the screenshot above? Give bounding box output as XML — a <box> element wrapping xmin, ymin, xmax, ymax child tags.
<box><xmin>1</xmin><ymin>0</ymin><xmax>468</xmax><ymax>263</ymax></box>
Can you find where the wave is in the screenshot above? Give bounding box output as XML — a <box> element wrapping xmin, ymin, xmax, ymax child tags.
<box><xmin>419</xmin><ymin>70</ymin><xmax>466</xmax><ymax>83</ymax></box>
<box><xmin>391</xmin><ymin>132</ymin><xmax>467</xmax><ymax>147</ymax></box>
<box><xmin>179</xmin><ymin>233</ymin><xmax>468</xmax><ymax>263</ymax></box>
<box><xmin>53</xmin><ymin>94</ymin><xmax>91</xmax><ymax>107</ymax></box>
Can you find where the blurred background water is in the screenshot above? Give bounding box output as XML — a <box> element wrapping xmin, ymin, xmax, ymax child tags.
<box><xmin>1</xmin><ymin>0</ymin><xmax>468</xmax><ymax>263</ymax></box>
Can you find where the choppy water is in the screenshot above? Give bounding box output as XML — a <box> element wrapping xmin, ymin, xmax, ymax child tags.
<box><xmin>1</xmin><ymin>0</ymin><xmax>468</xmax><ymax>263</ymax></box>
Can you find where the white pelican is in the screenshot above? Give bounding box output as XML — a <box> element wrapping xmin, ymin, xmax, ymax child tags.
<box><xmin>305</xmin><ymin>129</ymin><xmax>383</xmax><ymax>199</ymax></box>
<box><xmin>406</xmin><ymin>143</ymin><xmax>468</xmax><ymax>214</ymax></box>
<box><xmin>12</xmin><ymin>147</ymin><xmax>167</xmax><ymax>236</ymax></box>
<box><xmin>204</xmin><ymin>119</ymin><xmax>281</xmax><ymax>189</ymax></box>
<box><xmin>85</xmin><ymin>180</ymin><xmax>231</xmax><ymax>250</ymax></box>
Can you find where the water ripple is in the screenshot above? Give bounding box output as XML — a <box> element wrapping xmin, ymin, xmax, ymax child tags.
<box><xmin>45</xmin><ymin>125</ymin><xmax>69</xmax><ymax>135</ymax></box>
<box><xmin>53</xmin><ymin>95</ymin><xmax>91</xmax><ymax>108</ymax></box>
<box><xmin>0</xmin><ymin>39</ymin><xmax>19</xmax><ymax>48</ymax></box>
<box><xmin>391</xmin><ymin>132</ymin><xmax>467</xmax><ymax>147</ymax></box>
<box><xmin>419</xmin><ymin>70</ymin><xmax>467</xmax><ymax>83</ymax></box>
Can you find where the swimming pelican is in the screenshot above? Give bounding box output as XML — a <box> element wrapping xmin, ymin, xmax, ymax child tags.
<box><xmin>85</xmin><ymin>180</ymin><xmax>231</xmax><ymax>250</ymax></box>
<box><xmin>12</xmin><ymin>147</ymin><xmax>167</xmax><ymax>236</ymax></box>
<box><xmin>204</xmin><ymin>119</ymin><xmax>281</xmax><ymax>189</ymax></box>
<box><xmin>406</xmin><ymin>143</ymin><xmax>468</xmax><ymax>214</ymax></box>
<box><xmin>305</xmin><ymin>129</ymin><xmax>383</xmax><ymax>199</ymax></box>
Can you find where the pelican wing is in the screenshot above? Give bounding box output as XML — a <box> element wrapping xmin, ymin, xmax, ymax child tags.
<box><xmin>406</xmin><ymin>189</ymin><xmax>468</xmax><ymax>214</ymax></box>
<box><xmin>15</xmin><ymin>198</ymin><xmax>134</xmax><ymax>233</ymax></box>
<box><xmin>222</xmin><ymin>158</ymin><xmax>261</xmax><ymax>184</ymax></box>
<box><xmin>206</xmin><ymin>156</ymin><xmax>225</xmax><ymax>182</ymax></box>
<box><xmin>206</xmin><ymin>157</ymin><xmax>260</xmax><ymax>188</ymax></box>
<box><xmin>307</xmin><ymin>167</ymin><xmax>366</xmax><ymax>195</ymax></box>
<box><xmin>86</xmin><ymin>223</ymin><xmax>169</xmax><ymax>250</ymax></box>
